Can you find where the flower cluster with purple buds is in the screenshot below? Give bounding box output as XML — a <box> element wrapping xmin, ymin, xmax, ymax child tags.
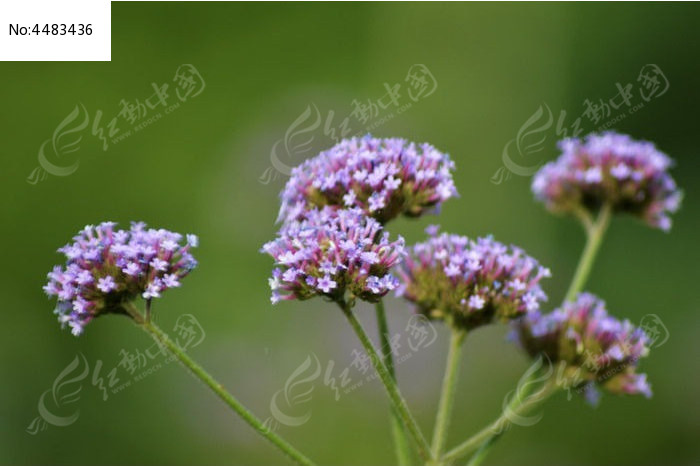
<box><xmin>532</xmin><ymin>132</ymin><xmax>682</xmax><ymax>231</ymax></box>
<box><xmin>44</xmin><ymin>221</ymin><xmax>198</xmax><ymax>336</ymax></box>
<box><xmin>512</xmin><ymin>293</ymin><xmax>651</xmax><ymax>402</ymax></box>
<box><xmin>397</xmin><ymin>226</ymin><xmax>550</xmax><ymax>331</ymax></box>
<box><xmin>277</xmin><ymin>135</ymin><xmax>458</xmax><ymax>225</ymax></box>
<box><xmin>39</xmin><ymin>126</ymin><xmax>677</xmax><ymax>464</ymax></box>
<box><xmin>262</xmin><ymin>208</ymin><xmax>405</xmax><ymax>304</ymax></box>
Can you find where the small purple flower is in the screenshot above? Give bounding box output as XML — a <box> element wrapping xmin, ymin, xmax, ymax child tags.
<box><xmin>277</xmin><ymin>135</ymin><xmax>458</xmax><ymax>224</ymax></box>
<box><xmin>161</xmin><ymin>239</ymin><xmax>179</xmax><ymax>251</ymax></box>
<box><xmin>316</xmin><ymin>275</ymin><xmax>337</xmax><ymax>293</ymax></box>
<box><xmin>261</xmin><ymin>207</ymin><xmax>405</xmax><ymax>304</ymax></box>
<box><xmin>319</xmin><ymin>260</ymin><xmax>338</xmax><ymax>275</ymax></box>
<box><xmin>398</xmin><ymin>226</ymin><xmax>550</xmax><ymax>331</ymax></box>
<box><xmin>44</xmin><ymin>221</ymin><xmax>198</xmax><ymax>336</ymax></box>
<box><xmin>143</xmin><ymin>281</ymin><xmax>161</xmax><ymax>299</ymax></box>
<box><xmin>360</xmin><ymin>251</ymin><xmax>380</xmax><ymax>265</ymax></box>
<box><xmin>385</xmin><ymin>176</ymin><xmax>401</xmax><ymax>190</ymax></box>
<box><xmin>343</xmin><ymin>191</ymin><xmax>357</xmax><ymax>207</ymax></box>
<box><xmin>97</xmin><ymin>276</ymin><xmax>117</xmax><ymax>293</ymax></box>
<box><xmin>270</xmin><ymin>292</ymin><xmax>282</xmax><ymax>305</ymax></box>
<box><xmin>123</xmin><ymin>262</ymin><xmax>141</xmax><ymax>276</ymax></box>
<box><xmin>43</xmin><ymin>282</ymin><xmax>59</xmax><ymax>296</ymax></box>
<box><xmin>187</xmin><ymin>234</ymin><xmax>199</xmax><ymax>247</ymax></box>
<box><xmin>150</xmin><ymin>258</ymin><xmax>169</xmax><ymax>272</ymax></box>
<box><xmin>512</xmin><ymin>293</ymin><xmax>652</xmax><ymax>402</ymax></box>
<box><xmin>367</xmin><ymin>276</ymin><xmax>382</xmax><ymax>294</ymax></box>
<box><xmin>368</xmin><ymin>192</ymin><xmax>386</xmax><ymax>213</ymax></box>
<box><xmin>162</xmin><ymin>274</ymin><xmax>181</xmax><ymax>288</ymax></box>
<box><xmin>532</xmin><ymin>132</ymin><xmax>682</xmax><ymax>231</ymax></box>
<box><xmin>72</xmin><ymin>296</ymin><xmax>90</xmax><ymax>314</ymax></box>
<box><xmin>76</xmin><ymin>270</ymin><xmax>94</xmax><ymax>285</ymax></box>
<box><xmin>381</xmin><ymin>275</ymin><xmax>399</xmax><ymax>291</ymax></box>
<box><xmin>468</xmin><ymin>295</ymin><xmax>485</xmax><ymax>310</ymax></box>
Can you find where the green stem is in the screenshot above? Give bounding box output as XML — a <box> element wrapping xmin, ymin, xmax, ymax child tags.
<box><xmin>375</xmin><ymin>300</ymin><xmax>396</xmax><ymax>377</ymax></box>
<box><xmin>430</xmin><ymin>327</ymin><xmax>466</xmax><ymax>459</ymax></box>
<box><xmin>441</xmin><ymin>377</ymin><xmax>558</xmax><ymax>464</ymax></box>
<box><xmin>340</xmin><ymin>301</ymin><xmax>433</xmax><ymax>461</ymax></box>
<box><xmin>375</xmin><ymin>300</ymin><xmax>413</xmax><ymax>466</ymax></box>
<box><xmin>564</xmin><ymin>203</ymin><xmax>612</xmax><ymax>302</ymax></box>
<box><xmin>124</xmin><ymin>303</ymin><xmax>314</xmax><ymax>466</ymax></box>
<box><xmin>464</xmin><ymin>435</ymin><xmax>496</xmax><ymax>466</ymax></box>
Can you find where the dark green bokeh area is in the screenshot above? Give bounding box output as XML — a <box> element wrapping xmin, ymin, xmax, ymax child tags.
<box><xmin>1</xmin><ymin>3</ymin><xmax>699</xmax><ymax>465</ymax></box>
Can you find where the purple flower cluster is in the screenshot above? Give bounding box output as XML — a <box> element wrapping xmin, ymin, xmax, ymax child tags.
<box><xmin>261</xmin><ymin>208</ymin><xmax>406</xmax><ymax>304</ymax></box>
<box><xmin>44</xmin><ymin>221</ymin><xmax>198</xmax><ymax>336</ymax></box>
<box><xmin>512</xmin><ymin>293</ymin><xmax>651</xmax><ymax>402</ymax></box>
<box><xmin>277</xmin><ymin>135</ymin><xmax>458</xmax><ymax>225</ymax></box>
<box><xmin>532</xmin><ymin>132</ymin><xmax>682</xmax><ymax>231</ymax></box>
<box><xmin>397</xmin><ymin>226</ymin><xmax>550</xmax><ymax>331</ymax></box>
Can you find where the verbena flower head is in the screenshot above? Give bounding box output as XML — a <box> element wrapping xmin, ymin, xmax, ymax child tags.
<box><xmin>532</xmin><ymin>132</ymin><xmax>682</xmax><ymax>231</ymax></box>
<box><xmin>397</xmin><ymin>226</ymin><xmax>550</xmax><ymax>331</ymax></box>
<box><xmin>512</xmin><ymin>292</ymin><xmax>651</xmax><ymax>403</ymax></box>
<box><xmin>277</xmin><ymin>135</ymin><xmax>458</xmax><ymax>224</ymax></box>
<box><xmin>44</xmin><ymin>221</ymin><xmax>198</xmax><ymax>336</ymax></box>
<box><xmin>261</xmin><ymin>207</ymin><xmax>405</xmax><ymax>304</ymax></box>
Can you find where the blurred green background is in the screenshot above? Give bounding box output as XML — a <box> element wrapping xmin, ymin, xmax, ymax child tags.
<box><xmin>1</xmin><ymin>3</ymin><xmax>699</xmax><ymax>465</ymax></box>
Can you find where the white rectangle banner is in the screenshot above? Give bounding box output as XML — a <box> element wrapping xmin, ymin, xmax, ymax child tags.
<box><xmin>0</xmin><ymin>0</ymin><xmax>110</xmax><ymax>61</ymax></box>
